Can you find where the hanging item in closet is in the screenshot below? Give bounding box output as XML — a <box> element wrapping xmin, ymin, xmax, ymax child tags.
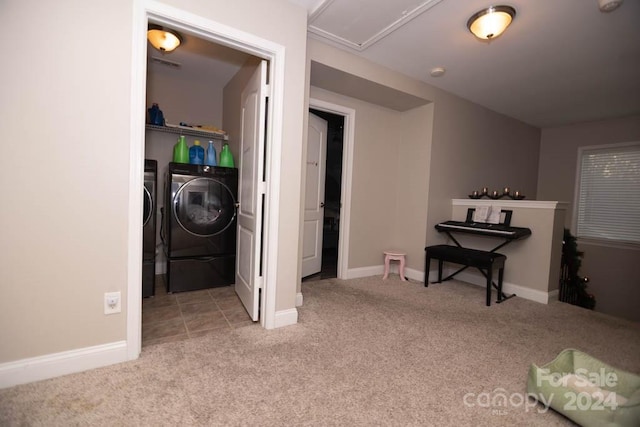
<box><xmin>219</xmin><ymin>143</ymin><xmax>235</xmax><ymax>168</ymax></box>
<box><xmin>173</xmin><ymin>135</ymin><xmax>189</xmax><ymax>163</ymax></box>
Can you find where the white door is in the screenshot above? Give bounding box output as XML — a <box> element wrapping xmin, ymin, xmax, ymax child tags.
<box><xmin>235</xmin><ymin>60</ymin><xmax>268</xmax><ymax>321</ymax></box>
<box><xmin>301</xmin><ymin>112</ymin><xmax>328</xmax><ymax>277</ymax></box>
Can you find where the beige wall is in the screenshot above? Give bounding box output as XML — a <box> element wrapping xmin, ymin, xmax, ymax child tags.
<box><xmin>0</xmin><ymin>0</ymin><xmax>307</xmax><ymax>364</ymax></box>
<box><xmin>308</xmin><ymin>87</ymin><xmax>403</xmax><ymax>268</ymax></box>
<box><xmin>307</xmin><ymin>87</ymin><xmax>434</xmax><ymax>274</ymax></box>
<box><xmin>537</xmin><ymin>115</ymin><xmax>640</xmax><ymax>322</ymax></box>
<box><xmin>307</xmin><ymin>39</ymin><xmax>541</xmax><ymax>277</ymax></box>
<box><xmin>450</xmin><ymin>201</ymin><xmax>566</xmax><ymax>296</ymax></box>
<box><xmin>0</xmin><ymin>0</ymin><xmax>133</xmax><ymax>363</ymax></box>
<box><xmin>392</xmin><ymin>104</ymin><xmax>433</xmax><ymax>271</ymax></box>
<box><xmin>146</xmin><ymin>59</ymin><xmax>224</xmax><ymax>128</ymax></box>
<box><xmin>427</xmin><ymin>96</ymin><xmax>541</xmax><ymax>247</ymax></box>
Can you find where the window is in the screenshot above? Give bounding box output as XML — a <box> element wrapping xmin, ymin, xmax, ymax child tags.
<box><xmin>574</xmin><ymin>142</ymin><xmax>640</xmax><ymax>245</ymax></box>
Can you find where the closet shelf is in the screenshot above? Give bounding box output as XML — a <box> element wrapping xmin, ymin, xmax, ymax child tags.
<box><xmin>145</xmin><ymin>124</ymin><xmax>228</xmax><ymax>141</ymax></box>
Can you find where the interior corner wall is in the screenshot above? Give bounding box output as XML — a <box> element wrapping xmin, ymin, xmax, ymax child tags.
<box><xmin>537</xmin><ymin>114</ymin><xmax>640</xmax><ymax>323</ymax></box>
<box><xmin>425</xmin><ymin>96</ymin><xmax>541</xmax><ymax>248</ymax></box>
<box><xmin>391</xmin><ymin>104</ymin><xmax>434</xmax><ymax>271</ymax></box>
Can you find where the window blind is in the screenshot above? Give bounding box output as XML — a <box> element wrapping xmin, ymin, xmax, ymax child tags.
<box><xmin>576</xmin><ymin>143</ymin><xmax>640</xmax><ymax>244</ymax></box>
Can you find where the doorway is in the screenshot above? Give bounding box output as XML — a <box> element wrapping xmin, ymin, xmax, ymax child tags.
<box><xmin>302</xmin><ymin>108</ymin><xmax>344</xmax><ymax>281</ymax></box>
<box><xmin>303</xmin><ymin>98</ymin><xmax>356</xmax><ymax>281</ymax></box>
<box><xmin>129</xmin><ymin>3</ymin><xmax>288</xmax><ymax>357</ymax></box>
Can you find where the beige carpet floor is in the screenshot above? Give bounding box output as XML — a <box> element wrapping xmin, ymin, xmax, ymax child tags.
<box><xmin>1</xmin><ymin>277</ymin><xmax>639</xmax><ymax>426</ymax></box>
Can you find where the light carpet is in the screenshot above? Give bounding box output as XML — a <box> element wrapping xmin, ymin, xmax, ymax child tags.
<box><xmin>1</xmin><ymin>277</ymin><xmax>639</xmax><ymax>426</ymax></box>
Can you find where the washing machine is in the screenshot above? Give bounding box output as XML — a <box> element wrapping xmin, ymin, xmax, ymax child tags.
<box><xmin>143</xmin><ymin>159</ymin><xmax>157</xmax><ymax>298</ymax></box>
<box><xmin>164</xmin><ymin>162</ymin><xmax>238</xmax><ymax>293</ymax></box>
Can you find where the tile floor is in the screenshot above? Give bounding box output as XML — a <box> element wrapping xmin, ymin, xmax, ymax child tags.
<box><xmin>142</xmin><ymin>275</ymin><xmax>256</xmax><ymax>347</ymax></box>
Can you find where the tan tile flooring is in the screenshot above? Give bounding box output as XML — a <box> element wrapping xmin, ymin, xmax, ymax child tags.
<box><xmin>142</xmin><ymin>275</ymin><xmax>255</xmax><ymax>347</ymax></box>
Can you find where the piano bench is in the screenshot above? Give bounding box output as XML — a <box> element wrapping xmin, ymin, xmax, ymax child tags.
<box><xmin>424</xmin><ymin>245</ymin><xmax>507</xmax><ymax>306</ymax></box>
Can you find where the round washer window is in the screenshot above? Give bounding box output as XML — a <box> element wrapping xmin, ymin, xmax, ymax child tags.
<box><xmin>173</xmin><ymin>177</ymin><xmax>236</xmax><ymax>237</ymax></box>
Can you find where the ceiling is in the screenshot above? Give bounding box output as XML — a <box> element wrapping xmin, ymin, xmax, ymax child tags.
<box><xmin>290</xmin><ymin>0</ymin><xmax>640</xmax><ymax>128</ymax></box>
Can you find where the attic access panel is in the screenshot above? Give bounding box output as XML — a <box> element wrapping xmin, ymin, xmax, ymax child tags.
<box><xmin>308</xmin><ymin>0</ymin><xmax>443</xmax><ymax>51</ymax></box>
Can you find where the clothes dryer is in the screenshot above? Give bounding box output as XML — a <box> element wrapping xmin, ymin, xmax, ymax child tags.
<box><xmin>164</xmin><ymin>162</ymin><xmax>238</xmax><ymax>293</ymax></box>
<box><xmin>143</xmin><ymin>159</ymin><xmax>157</xmax><ymax>297</ymax></box>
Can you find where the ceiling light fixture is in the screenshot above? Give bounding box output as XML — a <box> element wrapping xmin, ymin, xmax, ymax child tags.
<box><xmin>147</xmin><ymin>25</ymin><xmax>182</xmax><ymax>53</ymax></box>
<box><xmin>430</xmin><ymin>67</ymin><xmax>446</xmax><ymax>77</ymax></box>
<box><xmin>467</xmin><ymin>5</ymin><xmax>516</xmax><ymax>41</ymax></box>
<box><xmin>598</xmin><ymin>0</ymin><xmax>623</xmax><ymax>12</ymax></box>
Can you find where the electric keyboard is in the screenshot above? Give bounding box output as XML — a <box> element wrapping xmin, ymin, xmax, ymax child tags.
<box><xmin>435</xmin><ymin>220</ymin><xmax>532</xmax><ymax>240</ymax></box>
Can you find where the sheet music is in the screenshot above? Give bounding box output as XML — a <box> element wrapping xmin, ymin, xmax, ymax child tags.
<box><xmin>473</xmin><ymin>206</ymin><xmax>491</xmax><ymax>223</ymax></box>
<box><xmin>473</xmin><ymin>205</ymin><xmax>501</xmax><ymax>224</ymax></box>
<box><xmin>487</xmin><ymin>206</ymin><xmax>502</xmax><ymax>224</ymax></box>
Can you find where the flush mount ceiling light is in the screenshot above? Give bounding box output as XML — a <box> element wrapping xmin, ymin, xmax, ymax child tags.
<box><xmin>147</xmin><ymin>25</ymin><xmax>182</xmax><ymax>53</ymax></box>
<box><xmin>467</xmin><ymin>5</ymin><xmax>516</xmax><ymax>41</ymax></box>
<box><xmin>430</xmin><ymin>67</ymin><xmax>446</xmax><ymax>77</ymax></box>
<box><xmin>598</xmin><ymin>0</ymin><xmax>623</xmax><ymax>12</ymax></box>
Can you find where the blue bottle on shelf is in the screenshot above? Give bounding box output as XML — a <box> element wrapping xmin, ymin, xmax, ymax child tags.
<box><xmin>205</xmin><ymin>141</ymin><xmax>217</xmax><ymax>166</ymax></box>
<box><xmin>189</xmin><ymin>140</ymin><xmax>204</xmax><ymax>165</ymax></box>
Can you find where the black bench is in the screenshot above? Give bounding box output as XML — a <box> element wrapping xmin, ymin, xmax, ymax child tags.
<box><xmin>424</xmin><ymin>245</ymin><xmax>506</xmax><ymax>306</ymax></box>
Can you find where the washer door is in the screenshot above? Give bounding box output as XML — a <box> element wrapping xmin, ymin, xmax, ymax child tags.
<box><xmin>143</xmin><ymin>185</ymin><xmax>153</xmax><ymax>227</ymax></box>
<box><xmin>173</xmin><ymin>177</ymin><xmax>236</xmax><ymax>237</ymax></box>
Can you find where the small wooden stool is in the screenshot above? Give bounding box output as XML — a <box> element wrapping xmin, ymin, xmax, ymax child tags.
<box><xmin>383</xmin><ymin>250</ymin><xmax>407</xmax><ymax>281</ymax></box>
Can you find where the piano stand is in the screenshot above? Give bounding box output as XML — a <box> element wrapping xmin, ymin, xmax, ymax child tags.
<box><xmin>424</xmin><ymin>245</ymin><xmax>511</xmax><ymax>306</ymax></box>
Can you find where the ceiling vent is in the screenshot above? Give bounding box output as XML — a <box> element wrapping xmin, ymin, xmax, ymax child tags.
<box><xmin>151</xmin><ymin>56</ymin><xmax>181</xmax><ymax>68</ymax></box>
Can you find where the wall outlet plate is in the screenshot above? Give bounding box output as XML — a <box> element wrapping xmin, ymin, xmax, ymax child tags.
<box><xmin>104</xmin><ymin>291</ymin><xmax>121</xmax><ymax>315</ymax></box>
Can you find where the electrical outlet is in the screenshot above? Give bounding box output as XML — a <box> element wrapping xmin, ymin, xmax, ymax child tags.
<box><xmin>104</xmin><ymin>291</ymin><xmax>121</xmax><ymax>315</ymax></box>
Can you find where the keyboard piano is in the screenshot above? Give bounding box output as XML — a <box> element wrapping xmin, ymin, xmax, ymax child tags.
<box><xmin>435</xmin><ymin>220</ymin><xmax>531</xmax><ymax>240</ymax></box>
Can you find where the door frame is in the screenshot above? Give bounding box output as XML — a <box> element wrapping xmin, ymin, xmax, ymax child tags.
<box><xmin>128</xmin><ymin>0</ymin><xmax>286</xmax><ymax>358</ymax></box>
<box><xmin>308</xmin><ymin>98</ymin><xmax>355</xmax><ymax>280</ymax></box>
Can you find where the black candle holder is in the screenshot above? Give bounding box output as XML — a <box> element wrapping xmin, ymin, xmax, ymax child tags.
<box><xmin>468</xmin><ymin>188</ymin><xmax>525</xmax><ymax>200</ymax></box>
<box><xmin>468</xmin><ymin>193</ymin><xmax>526</xmax><ymax>200</ymax></box>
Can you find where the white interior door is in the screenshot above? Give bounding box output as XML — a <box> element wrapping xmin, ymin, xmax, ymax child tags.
<box><xmin>301</xmin><ymin>112</ymin><xmax>328</xmax><ymax>277</ymax></box>
<box><xmin>235</xmin><ymin>60</ymin><xmax>268</xmax><ymax>321</ymax></box>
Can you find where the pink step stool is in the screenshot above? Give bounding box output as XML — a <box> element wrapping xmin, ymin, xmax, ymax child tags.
<box><xmin>382</xmin><ymin>250</ymin><xmax>407</xmax><ymax>281</ymax></box>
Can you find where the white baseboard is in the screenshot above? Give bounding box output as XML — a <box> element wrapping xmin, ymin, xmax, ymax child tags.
<box><xmin>403</xmin><ymin>267</ymin><xmax>424</xmax><ymax>282</ymax></box>
<box><xmin>346</xmin><ymin>266</ymin><xmax>555</xmax><ymax>305</ymax></box>
<box><xmin>296</xmin><ymin>292</ymin><xmax>303</xmax><ymax>307</ymax></box>
<box><xmin>346</xmin><ymin>265</ymin><xmax>425</xmax><ymax>282</ymax></box>
<box><xmin>274</xmin><ymin>308</ymin><xmax>298</xmax><ymax>328</ymax></box>
<box><xmin>0</xmin><ymin>341</ymin><xmax>129</xmax><ymax>389</ymax></box>
<box><xmin>345</xmin><ymin>265</ymin><xmax>383</xmax><ymax>279</ymax></box>
<box><xmin>433</xmin><ymin>269</ymin><xmax>556</xmax><ymax>304</ymax></box>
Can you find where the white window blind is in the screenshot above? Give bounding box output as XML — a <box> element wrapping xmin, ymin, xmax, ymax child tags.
<box><xmin>575</xmin><ymin>142</ymin><xmax>640</xmax><ymax>245</ymax></box>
